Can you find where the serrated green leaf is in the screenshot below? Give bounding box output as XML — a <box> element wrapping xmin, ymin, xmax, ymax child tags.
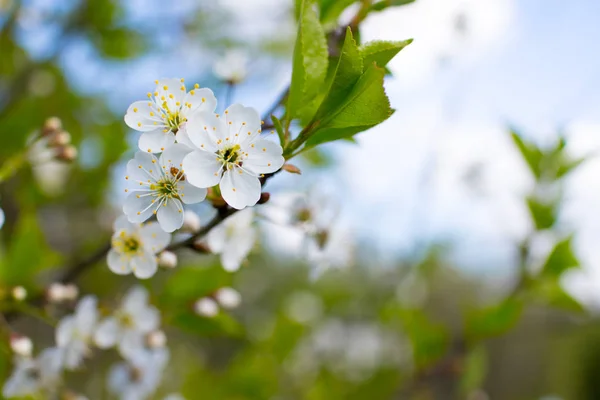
<box><xmin>359</xmin><ymin>39</ymin><xmax>413</xmax><ymax>68</ymax></box>
<box><xmin>370</xmin><ymin>0</ymin><xmax>416</xmax><ymax>12</ymax></box>
<box><xmin>305</xmin><ymin>64</ymin><xmax>392</xmax><ymax>147</ymax></box>
<box><xmin>526</xmin><ymin>196</ymin><xmax>557</xmax><ymax>230</ymax></box>
<box><xmin>511</xmin><ymin>130</ymin><xmax>543</xmax><ymax>179</ymax></box>
<box><xmin>287</xmin><ymin>0</ymin><xmax>328</xmax><ymax>120</ymax></box>
<box><xmin>313</xmin><ymin>27</ymin><xmax>363</xmax><ymax>122</ymax></box>
<box><xmin>466</xmin><ymin>298</ymin><xmax>523</xmax><ymax>340</ymax></box>
<box><xmin>542</xmin><ymin>236</ymin><xmax>580</xmax><ymax>277</ymax></box>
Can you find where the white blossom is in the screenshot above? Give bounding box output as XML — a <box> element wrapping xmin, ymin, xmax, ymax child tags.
<box><xmin>123</xmin><ymin>144</ymin><xmax>207</xmax><ymax>232</ymax></box>
<box><xmin>206</xmin><ymin>209</ymin><xmax>256</xmax><ymax>271</ymax></box>
<box><xmin>94</xmin><ymin>286</ymin><xmax>160</xmax><ymax>359</ymax></box>
<box><xmin>10</xmin><ymin>335</ymin><xmax>33</xmax><ymax>358</ymax></box>
<box><xmin>182</xmin><ymin>104</ymin><xmax>284</xmax><ymax>210</ymax></box>
<box><xmin>2</xmin><ymin>348</ymin><xmax>63</xmax><ymax>398</ymax></box>
<box><xmin>55</xmin><ymin>296</ymin><xmax>98</xmax><ymax>370</ymax></box>
<box><xmin>11</xmin><ymin>286</ymin><xmax>27</xmax><ymax>301</ymax></box>
<box><xmin>47</xmin><ymin>283</ymin><xmax>78</xmax><ymax>303</ymax></box>
<box><xmin>193</xmin><ymin>297</ymin><xmax>219</xmax><ymax>318</ymax></box>
<box><xmin>214</xmin><ymin>287</ymin><xmax>241</xmax><ymax>309</ymax></box>
<box><xmin>107</xmin><ymin>216</ymin><xmax>171</xmax><ymax>279</ymax></box>
<box><xmin>107</xmin><ymin>347</ymin><xmax>169</xmax><ymax>400</ymax></box>
<box><xmin>213</xmin><ymin>50</ymin><xmax>249</xmax><ymax>84</ymax></box>
<box><xmin>157</xmin><ymin>251</ymin><xmax>178</xmax><ymax>269</ymax></box>
<box><xmin>124</xmin><ymin>78</ymin><xmax>217</xmax><ymax>153</ymax></box>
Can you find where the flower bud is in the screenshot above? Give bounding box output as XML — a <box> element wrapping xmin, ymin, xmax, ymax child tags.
<box><xmin>62</xmin><ymin>283</ymin><xmax>79</xmax><ymax>301</ymax></box>
<box><xmin>41</xmin><ymin>117</ymin><xmax>62</xmax><ymax>136</ymax></box>
<box><xmin>193</xmin><ymin>297</ymin><xmax>219</xmax><ymax>317</ymax></box>
<box><xmin>48</xmin><ymin>131</ymin><xmax>71</xmax><ymax>147</ymax></box>
<box><xmin>11</xmin><ymin>286</ymin><xmax>27</xmax><ymax>301</ymax></box>
<box><xmin>55</xmin><ymin>145</ymin><xmax>78</xmax><ymax>162</ymax></box>
<box><xmin>146</xmin><ymin>330</ymin><xmax>167</xmax><ymax>348</ymax></box>
<box><xmin>10</xmin><ymin>334</ymin><xmax>33</xmax><ymax>357</ymax></box>
<box><xmin>47</xmin><ymin>283</ymin><xmax>78</xmax><ymax>302</ymax></box>
<box><xmin>214</xmin><ymin>287</ymin><xmax>241</xmax><ymax>309</ymax></box>
<box><xmin>192</xmin><ymin>240</ymin><xmax>211</xmax><ymax>254</ymax></box>
<box><xmin>258</xmin><ymin>192</ymin><xmax>270</xmax><ymax>204</ymax></box>
<box><xmin>158</xmin><ymin>251</ymin><xmax>178</xmax><ymax>269</ymax></box>
<box><xmin>182</xmin><ymin>211</ymin><xmax>201</xmax><ymax>233</ymax></box>
<box><xmin>282</xmin><ymin>163</ymin><xmax>302</xmax><ymax>174</ymax></box>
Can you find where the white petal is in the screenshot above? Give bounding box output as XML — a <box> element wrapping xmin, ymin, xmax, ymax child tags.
<box><xmin>186</xmin><ymin>111</ymin><xmax>227</xmax><ymax>149</ymax></box>
<box><xmin>107</xmin><ymin>249</ymin><xmax>133</xmax><ymax>275</ymax></box>
<box><xmin>75</xmin><ymin>296</ymin><xmax>98</xmax><ymax>334</ymax></box>
<box><xmin>138</xmin><ymin>129</ymin><xmax>176</xmax><ymax>153</ymax></box>
<box><xmin>118</xmin><ymin>331</ymin><xmax>145</xmax><ymax>360</ymax></box>
<box><xmin>155</xmin><ymin>78</ymin><xmax>186</xmax><ymax>110</ymax></box>
<box><xmin>123</xmin><ymin>193</ymin><xmax>154</xmax><ymax>224</ymax></box>
<box><xmin>94</xmin><ymin>317</ymin><xmax>120</xmax><ymax>348</ymax></box>
<box><xmin>182</xmin><ymin>150</ymin><xmax>222</xmax><ymax>189</ymax></box>
<box><xmin>156</xmin><ymin>198</ymin><xmax>184</xmax><ymax>233</ymax></box>
<box><xmin>220</xmin><ymin>167</ymin><xmax>261</xmax><ymax>210</ymax></box>
<box><xmin>242</xmin><ymin>139</ymin><xmax>285</xmax><ymax>174</ymax></box>
<box><xmin>127</xmin><ymin>151</ymin><xmax>161</xmax><ymax>182</ymax></box>
<box><xmin>107</xmin><ymin>362</ymin><xmax>130</xmax><ymax>394</ymax></box>
<box><xmin>159</xmin><ymin>143</ymin><xmax>193</xmax><ymax>170</ymax></box>
<box><xmin>174</xmin><ymin>125</ymin><xmax>195</xmax><ymax>149</ymax></box>
<box><xmin>0</xmin><ymin>207</ymin><xmax>4</xmax><ymax>229</ymax></box>
<box><xmin>125</xmin><ymin>100</ymin><xmax>162</xmax><ymax>132</ymax></box>
<box><xmin>132</xmin><ymin>306</ymin><xmax>160</xmax><ymax>333</ymax></box>
<box><xmin>113</xmin><ymin>215</ymin><xmax>135</xmax><ymax>232</ymax></box>
<box><xmin>222</xmin><ymin>227</ymin><xmax>256</xmax><ymax>272</ymax></box>
<box><xmin>38</xmin><ymin>347</ymin><xmax>64</xmax><ymax>383</ymax></box>
<box><xmin>56</xmin><ymin>316</ymin><xmax>75</xmax><ymax>347</ymax></box>
<box><xmin>178</xmin><ymin>181</ymin><xmax>207</xmax><ymax>204</ymax></box>
<box><xmin>182</xmin><ymin>87</ymin><xmax>217</xmax><ymax>115</ymax></box>
<box><xmin>63</xmin><ymin>341</ymin><xmax>86</xmax><ymax>370</ymax></box>
<box><xmin>139</xmin><ymin>222</ymin><xmax>171</xmax><ymax>253</ymax></box>
<box><xmin>206</xmin><ymin>223</ymin><xmax>226</xmax><ymax>253</ymax></box>
<box><xmin>123</xmin><ymin>286</ymin><xmax>149</xmax><ymax>313</ymax></box>
<box><xmin>131</xmin><ymin>251</ymin><xmax>158</xmax><ymax>279</ymax></box>
<box><xmin>225</xmin><ymin>104</ymin><xmax>261</xmax><ymax>145</ymax></box>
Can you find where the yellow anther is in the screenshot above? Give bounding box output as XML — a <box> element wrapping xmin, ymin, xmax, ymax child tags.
<box><xmin>247</xmin><ymin>132</ymin><xmax>251</xmax><ymax>135</ymax></box>
<box><xmin>232</xmin><ymin>188</ymin><xmax>236</xmax><ymax>192</ymax></box>
<box><xmin>150</xmin><ymin>112</ymin><xmax>154</xmax><ymax>116</ymax></box>
<box><xmin>180</xmin><ymin>78</ymin><xmax>185</xmax><ymax>82</ymax></box>
<box><xmin>154</xmin><ymin>80</ymin><xmax>158</xmax><ymax>84</ymax></box>
<box><xmin>154</xmin><ymin>91</ymin><xmax>158</xmax><ymax>96</ymax></box>
<box><xmin>201</xmin><ymin>97</ymin><xmax>205</xmax><ymax>102</ymax></box>
<box><xmin>176</xmin><ymin>102</ymin><xmax>180</xmax><ymax>106</ymax></box>
<box><xmin>133</xmin><ymin>108</ymin><xmax>138</xmax><ymax>112</ymax></box>
<box><xmin>262</xmin><ymin>148</ymin><xmax>266</xmax><ymax>152</ymax></box>
<box><xmin>169</xmin><ymin>94</ymin><xmax>174</xmax><ymax>99</ymax></box>
<box><xmin>147</xmin><ymin>92</ymin><xmax>152</xmax><ymax>98</ymax></box>
<box><xmin>268</xmin><ymin>163</ymin><xmax>271</xmax><ymax>166</ymax></box>
<box><xmin>161</xmin><ymin>96</ymin><xmax>165</xmax><ymax>101</ymax></box>
<box><xmin>163</xmin><ymin>85</ymin><xmax>168</xmax><ymax>90</ymax></box>
<box><xmin>194</xmin><ymin>83</ymin><xmax>199</xmax><ymax>89</ymax></box>
<box><xmin>137</xmin><ymin>122</ymin><xmax>142</xmax><ymax>127</ymax></box>
<box><xmin>180</xmin><ymin>86</ymin><xmax>185</xmax><ymax>91</ymax></box>
<box><xmin>190</xmin><ymin>90</ymin><xmax>195</xmax><ymax>95</ymax></box>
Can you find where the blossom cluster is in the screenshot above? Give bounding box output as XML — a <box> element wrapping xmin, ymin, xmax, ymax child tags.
<box><xmin>3</xmin><ymin>286</ymin><xmax>182</xmax><ymax>400</ymax></box>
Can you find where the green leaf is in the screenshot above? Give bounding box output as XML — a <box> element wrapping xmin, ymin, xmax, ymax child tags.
<box><xmin>533</xmin><ymin>278</ymin><xmax>585</xmax><ymax>313</ymax></box>
<box><xmin>466</xmin><ymin>298</ymin><xmax>523</xmax><ymax>340</ymax></box>
<box><xmin>306</xmin><ymin>64</ymin><xmax>392</xmax><ymax>147</ymax></box>
<box><xmin>0</xmin><ymin>212</ymin><xmax>60</xmax><ymax>287</ymax></box>
<box><xmin>287</xmin><ymin>0</ymin><xmax>328</xmax><ymax>120</ymax></box>
<box><xmin>359</xmin><ymin>39</ymin><xmax>413</xmax><ymax>69</ymax></box>
<box><xmin>313</xmin><ymin>28</ymin><xmax>363</xmax><ymax>122</ymax></box>
<box><xmin>271</xmin><ymin>115</ymin><xmax>285</xmax><ymax>146</ymax></box>
<box><xmin>400</xmin><ymin>310</ymin><xmax>449</xmax><ymax>369</ymax></box>
<box><xmin>370</xmin><ymin>0</ymin><xmax>416</xmax><ymax>12</ymax></box>
<box><xmin>511</xmin><ymin>130</ymin><xmax>543</xmax><ymax>179</ymax></box>
<box><xmin>556</xmin><ymin>157</ymin><xmax>585</xmax><ymax>179</ymax></box>
<box><xmin>319</xmin><ymin>0</ymin><xmax>357</xmax><ymax>26</ymax></box>
<box><xmin>542</xmin><ymin>236</ymin><xmax>580</xmax><ymax>277</ymax></box>
<box><xmin>460</xmin><ymin>345</ymin><xmax>488</xmax><ymax>395</ymax></box>
<box><xmin>526</xmin><ymin>196</ymin><xmax>557</xmax><ymax>230</ymax></box>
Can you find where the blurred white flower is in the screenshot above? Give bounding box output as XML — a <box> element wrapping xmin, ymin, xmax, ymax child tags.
<box><xmin>193</xmin><ymin>297</ymin><xmax>219</xmax><ymax>318</ymax></box>
<box><xmin>94</xmin><ymin>286</ymin><xmax>160</xmax><ymax>359</ymax></box>
<box><xmin>158</xmin><ymin>251</ymin><xmax>178</xmax><ymax>269</ymax></box>
<box><xmin>206</xmin><ymin>209</ymin><xmax>256</xmax><ymax>271</ymax></box>
<box><xmin>107</xmin><ymin>216</ymin><xmax>171</xmax><ymax>279</ymax></box>
<box><xmin>56</xmin><ymin>296</ymin><xmax>98</xmax><ymax>370</ymax></box>
<box><xmin>10</xmin><ymin>335</ymin><xmax>33</xmax><ymax>358</ymax></box>
<box><xmin>47</xmin><ymin>283</ymin><xmax>79</xmax><ymax>303</ymax></box>
<box><xmin>213</xmin><ymin>50</ymin><xmax>249</xmax><ymax>84</ymax></box>
<box><xmin>182</xmin><ymin>105</ymin><xmax>284</xmax><ymax>210</ymax></box>
<box><xmin>2</xmin><ymin>348</ymin><xmax>63</xmax><ymax>399</ymax></box>
<box><xmin>181</xmin><ymin>210</ymin><xmax>201</xmax><ymax>233</ymax></box>
<box><xmin>124</xmin><ymin>78</ymin><xmax>217</xmax><ymax>153</ymax></box>
<box><xmin>11</xmin><ymin>286</ymin><xmax>27</xmax><ymax>301</ymax></box>
<box><xmin>214</xmin><ymin>287</ymin><xmax>241</xmax><ymax>309</ymax></box>
<box><xmin>164</xmin><ymin>394</ymin><xmax>185</xmax><ymax>400</ymax></box>
<box><xmin>123</xmin><ymin>144</ymin><xmax>207</xmax><ymax>233</ymax></box>
<box><xmin>107</xmin><ymin>347</ymin><xmax>169</xmax><ymax>400</ymax></box>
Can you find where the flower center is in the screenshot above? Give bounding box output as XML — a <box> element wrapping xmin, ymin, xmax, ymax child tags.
<box><xmin>218</xmin><ymin>144</ymin><xmax>243</xmax><ymax>169</ymax></box>
<box><xmin>160</xmin><ymin>101</ymin><xmax>184</xmax><ymax>132</ymax></box>
<box><xmin>123</xmin><ymin>237</ymin><xmax>140</xmax><ymax>253</ymax></box>
<box><xmin>113</xmin><ymin>233</ymin><xmax>142</xmax><ymax>255</ymax></box>
<box><xmin>118</xmin><ymin>312</ymin><xmax>135</xmax><ymax>328</ymax></box>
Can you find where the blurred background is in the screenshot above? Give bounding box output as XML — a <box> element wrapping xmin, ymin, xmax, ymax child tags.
<box><xmin>1</xmin><ymin>0</ymin><xmax>600</xmax><ymax>399</ymax></box>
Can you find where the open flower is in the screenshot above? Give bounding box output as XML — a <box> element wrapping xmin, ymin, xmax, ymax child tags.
<box><xmin>123</xmin><ymin>144</ymin><xmax>207</xmax><ymax>232</ymax></box>
<box><xmin>213</xmin><ymin>50</ymin><xmax>249</xmax><ymax>84</ymax></box>
<box><xmin>108</xmin><ymin>216</ymin><xmax>171</xmax><ymax>279</ymax></box>
<box><xmin>182</xmin><ymin>104</ymin><xmax>284</xmax><ymax>209</ymax></box>
<box><xmin>205</xmin><ymin>209</ymin><xmax>256</xmax><ymax>271</ymax></box>
<box><xmin>124</xmin><ymin>78</ymin><xmax>217</xmax><ymax>153</ymax></box>
<box><xmin>94</xmin><ymin>286</ymin><xmax>160</xmax><ymax>358</ymax></box>
<box><xmin>2</xmin><ymin>348</ymin><xmax>63</xmax><ymax>399</ymax></box>
<box><xmin>55</xmin><ymin>296</ymin><xmax>98</xmax><ymax>370</ymax></box>
<box><xmin>107</xmin><ymin>347</ymin><xmax>169</xmax><ymax>400</ymax></box>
